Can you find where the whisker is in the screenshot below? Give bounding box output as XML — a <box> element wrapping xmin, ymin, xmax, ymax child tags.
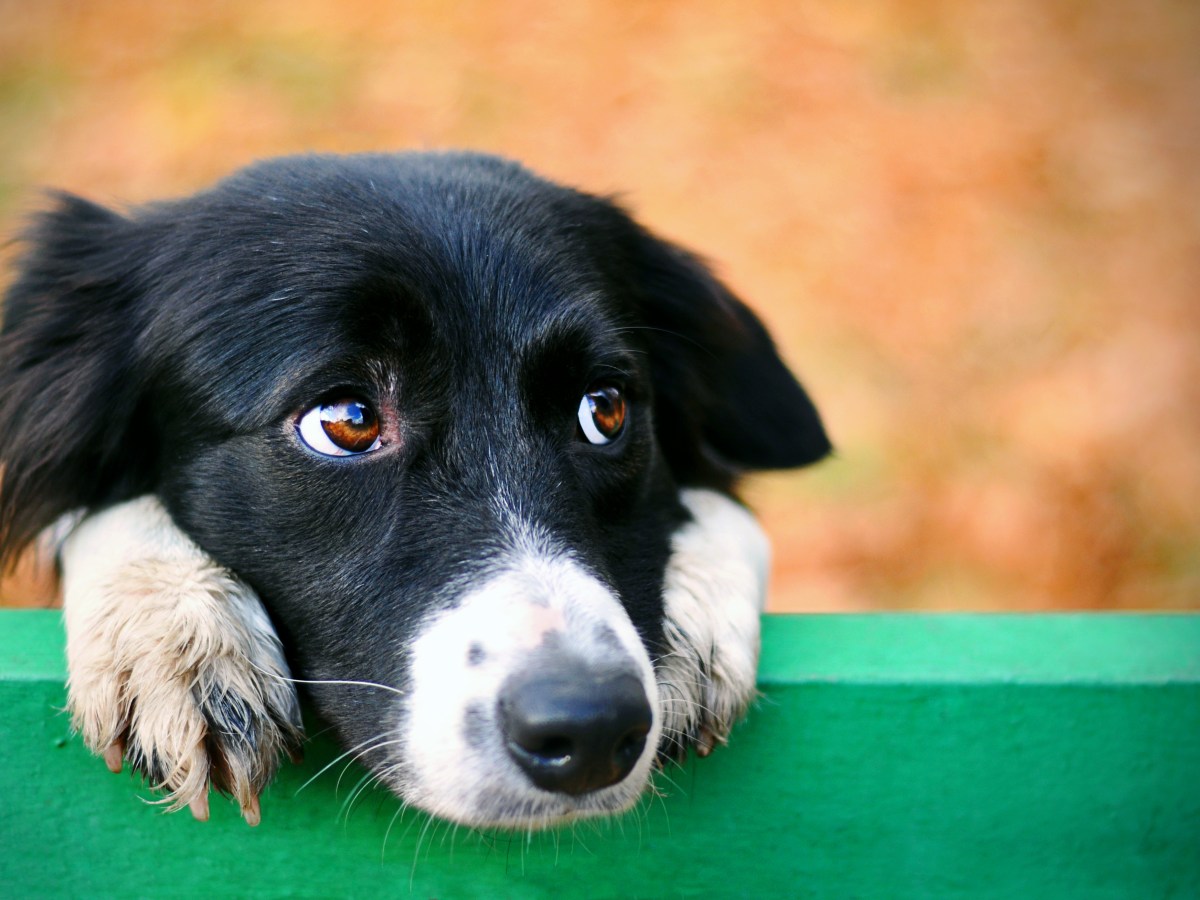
<box><xmin>249</xmin><ymin>662</ymin><xmax>408</xmax><ymax>698</ymax></box>
<box><xmin>648</xmin><ymin>777</ymin><xmax>673</xmax><ymax>837</ymax></box>
<box><xmin>381</xmin><ymin>791</ymin><xmax>412</xmax><ymax>862</ymax></box>
<box><xmin>339</xmin><ymin>769</ymin><xmax>383</xmax><ymax>824</ymax></box>
<box><xmin>610</xmin><ymin>324</ymin><xmax>712</xmax><ymax>355</ymax></box>
<box><xmin>410</xmin><ymin>810</ymin><xmax>439</xmax><ymax>889</ymax></box>
<box><xmin>295</xmin><ymin>734</ymin><xmax>401</xmax><ymax>796</ymax></box>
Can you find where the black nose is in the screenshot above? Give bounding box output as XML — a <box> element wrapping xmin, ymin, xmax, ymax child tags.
<box><xmin>498</xmin><ymin>666</ymin><xmax>653</xmax><ymax>796</ymax></box>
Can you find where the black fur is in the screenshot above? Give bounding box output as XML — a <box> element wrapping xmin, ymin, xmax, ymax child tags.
<box><xmin>0</xmin><ymin>151</ymin><xmax>829</xmax><ymax>774</ymax></box>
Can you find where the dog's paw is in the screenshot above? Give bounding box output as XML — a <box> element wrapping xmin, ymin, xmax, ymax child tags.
<box><xmin>60</xmin><ymin>498</ymin><xmax>303</xmax><ymax>824</ymax></box>
<box><xmin>656</xmin><ymin>489</ymin><xmax>769</xmax><ymax>761</ymax></box>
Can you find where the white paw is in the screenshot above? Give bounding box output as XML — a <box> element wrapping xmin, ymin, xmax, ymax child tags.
<box><xmin>656</xmin><ymin>489</ymin><xmax>768</xmax><ymax>759</ymax></box>
<box><xmin>60</xmin><ymin>497</ymin><xmax>303</xmax><ymax>824</ymax></box>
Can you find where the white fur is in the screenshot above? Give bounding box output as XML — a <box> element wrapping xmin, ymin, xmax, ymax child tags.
<box><xmin>401</xmin><ymin>549</ymin><xmax>661</xmax><ymax>827</ymax></box>
<box><xmin>657</xmin><ymin>489</ymin><xmax>769</xmax><ymax>757</ymax></box>
<box><xmin>60</xmin><ymin>497</ymin><xmax>301</xmax><ymax>819</ymax></box>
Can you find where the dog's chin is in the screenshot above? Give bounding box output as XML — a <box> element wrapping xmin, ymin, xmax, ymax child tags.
<box><xmin>394</xmin><ymin>756</ymin><xmax>656</xmax><ymax>830</ymax></box>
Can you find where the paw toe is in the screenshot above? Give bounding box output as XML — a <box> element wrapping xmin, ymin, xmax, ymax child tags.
<box><xmin>195</xmin><ymin>676</ymin><xmax>304</xmax><ymax>809</ymax></box>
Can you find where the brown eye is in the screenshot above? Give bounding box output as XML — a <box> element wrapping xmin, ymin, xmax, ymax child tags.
<box><xmin>577</xmin><ymin>385</ymin><xmax>626</xmax><ymax>445</ymax></box>
<box><xmin>297</xmin><ymin>398</ymin><xmax>381</xmax><ymax>456</ymax></box>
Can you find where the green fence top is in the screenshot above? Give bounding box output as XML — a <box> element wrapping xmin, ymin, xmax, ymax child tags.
<box><xmin>2</xmin><ymin>610</ymin><xmax>1198</xmax><ymax>899</ymax></box>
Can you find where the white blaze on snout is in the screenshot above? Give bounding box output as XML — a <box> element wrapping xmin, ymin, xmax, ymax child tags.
<box><xmin>402</xmin><ymin>550</ymin><xmax>661</xmax><ymax>827</ymax></box>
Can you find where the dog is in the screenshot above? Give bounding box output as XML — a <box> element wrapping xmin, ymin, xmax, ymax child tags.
<box><xmin>0</xmin><ymin>152</ymin><xmax>829</xmax><ymax>828</ymax></box>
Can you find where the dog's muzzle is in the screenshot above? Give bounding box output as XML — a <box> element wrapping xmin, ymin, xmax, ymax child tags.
<box><xmin>398</xmin><ymin>549</ymin><xmax>662</xmax><ymax>826</ymax></box>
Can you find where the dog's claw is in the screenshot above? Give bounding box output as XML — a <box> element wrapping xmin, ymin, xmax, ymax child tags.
<box><xmin>694</xmin><ymin>727</ymin><xmax>718</xmax><ymax>758</ymax></box>
<box><xmin>189</xmin><ymin>793</ymin><xmax>210</xmax><ymax>822</ymax></box>
<box><xmin>103</xmin><ymin>740</ymin><xmax>125</xmax><ymax>773</ymax></box>
<box><xmin>240</xmin><ymin>794</ymin><xmax>261</xmax><ymax>827</ymax></box>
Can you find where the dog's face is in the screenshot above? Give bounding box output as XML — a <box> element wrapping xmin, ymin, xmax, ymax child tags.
<box><xmin>0</xmin><ymin>153</ymin><xmax>828</xmax><ymax>826</ymax></box>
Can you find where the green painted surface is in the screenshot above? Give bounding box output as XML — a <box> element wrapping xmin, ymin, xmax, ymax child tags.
<box><xmin>759</xmin><ymin>613</ymin><xmax>1200</xmax><ymax>683</ymax></box>
<box><xmin>1</xmin><ymin>610</ymin><xmax>1198</xmax><ymax>898</ymax></box>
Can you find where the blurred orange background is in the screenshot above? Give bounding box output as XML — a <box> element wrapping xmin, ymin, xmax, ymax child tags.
<box><xmin>1</xmin><ymin>0</ymin><xmax>1197</xmax><ymax>611</ymax></box>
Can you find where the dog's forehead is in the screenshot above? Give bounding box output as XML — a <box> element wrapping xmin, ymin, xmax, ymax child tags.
<box><xmin>185</xmin><ymin>152</ymin><xmax>627</xmax><ymax>296</ymax></box>
<box><xmin>146</xmin><ymin>154</ymin><xmax>641</xmax><ymax>417</ymax></box>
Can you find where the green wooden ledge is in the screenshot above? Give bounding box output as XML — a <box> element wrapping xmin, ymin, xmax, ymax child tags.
<box><xmin>1</xmin><ymin>610</ymin><xmax>1197</xmax><ymax>899</ymax></box>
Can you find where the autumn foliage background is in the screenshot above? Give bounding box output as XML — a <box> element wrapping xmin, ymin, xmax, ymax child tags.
<box><xmin>1</xmin><ymin>1</ymin><xmax>1197</xmax><ymax>611</ymax></box>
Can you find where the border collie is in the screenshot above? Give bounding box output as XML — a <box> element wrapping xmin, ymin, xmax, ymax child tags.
<box><xmin>0</xmin><ymin>152</ymin><xmax>829</xmax><ymax>828</ymax></box>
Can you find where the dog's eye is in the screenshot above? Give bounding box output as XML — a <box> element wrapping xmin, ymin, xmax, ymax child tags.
<box><xmin>577</xmin><ymin>384</ymin><xmax>626</xmax><ymax>445</ymax></box>
<box><xmin>296</xmin><ymin>399</ymin><xmax>381</xmax><ymax>457</ymax></box>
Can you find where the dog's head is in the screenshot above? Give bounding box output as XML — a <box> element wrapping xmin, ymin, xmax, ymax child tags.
<box><xmin>0</xmin><ymin>152</ymin><xmax>828</xmax><ymax>826</ymax></box>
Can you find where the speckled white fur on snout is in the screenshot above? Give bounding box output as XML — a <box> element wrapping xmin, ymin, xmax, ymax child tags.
<box><xmin>400</xmin><ymin>550</ymin><xmax>661</xmax><ymax>828</ymax></box>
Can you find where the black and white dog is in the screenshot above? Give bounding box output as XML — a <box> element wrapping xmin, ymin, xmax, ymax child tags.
<box><xmin>0</xmin><ymin>152</ymin><xmax>828</xmax><ymax>828</ymax></box>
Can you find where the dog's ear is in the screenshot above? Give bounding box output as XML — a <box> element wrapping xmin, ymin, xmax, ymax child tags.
<box><xmin>0</xmin><ymin>194</ymin><xmax>152</xmax><ymax>567</ymax></box>
<box><xmin>633</xmin><ymin>232</ymin><xmax>831</xmax><ymax>487</ymax></box>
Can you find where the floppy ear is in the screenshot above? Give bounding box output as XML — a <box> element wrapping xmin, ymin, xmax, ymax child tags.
<box><xmin>0</xmin><ymin>194</ymin><xmax>152</xmax><ymax>567</ymax></box>
<box><xmin>633</xmin><ymin>232</ymin><xmax>831</xmax><ymax>488</ymax></box>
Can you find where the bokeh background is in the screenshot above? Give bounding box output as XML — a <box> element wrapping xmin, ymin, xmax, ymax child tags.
<box><xmin>1</xmin><ymin>0</ymin><xmax>1197</xmax><ymax>611</ymax></box>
